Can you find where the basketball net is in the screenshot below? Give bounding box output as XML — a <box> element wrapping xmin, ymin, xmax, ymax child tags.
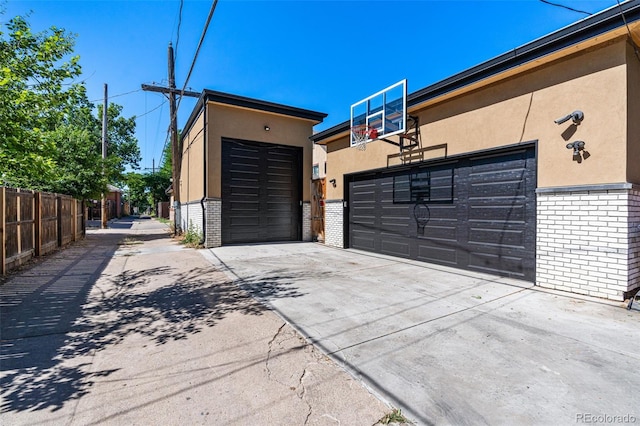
<box><xmin>351</xmin><ymin>125</ymin><xmax>378</xmax><ymax>151</ymax></box>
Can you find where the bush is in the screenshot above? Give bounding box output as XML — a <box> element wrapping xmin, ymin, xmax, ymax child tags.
<box><xmin>181</xmin><ymin>221</ymin><xmax>202</xmax><ymax>248</ymax></box>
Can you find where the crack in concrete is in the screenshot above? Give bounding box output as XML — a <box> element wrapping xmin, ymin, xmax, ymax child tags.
<box><xmin>298</xmin><ymin>367</ymin><xmax>312</xmax><ymax>425</ymax></box>
<box><xmin>266</xmin><ymin>324</ymin><xmax>315</xmax><ymax>424</ymax></box>
<box><xmin>265</xmin><ymin>322</ymin><xmax>286</xmax><ymax>380</ymax></box>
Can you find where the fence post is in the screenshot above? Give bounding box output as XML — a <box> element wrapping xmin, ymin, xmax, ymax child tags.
<box><xmin>35</xmin><ymin>191</ymin><xmax>42</xmax><ymax>256</ymax></box>
<box><xmin>71</xmin><ymin>198</ymin><xmax>76</xmax><ymax>242</ymax></box>
<box><xmin>1</xmin><ymin>186</ymin><xmax>5</xmax><ymax>275</ymax></box>
<box><xmin>56</xmin><ymin>195</ymin><xmax>62</xmax><ymax>248</ymax></box>
<box><xmin>16</xmin><ymin>189</ymin><xmax>22</xmax><ymax>258</ymax></box>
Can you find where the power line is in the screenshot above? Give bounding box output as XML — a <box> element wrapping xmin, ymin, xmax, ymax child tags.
<box><xmin>156</xmin><ymin>0</ymin><xmax>219</xmax><ymax>173</ymax></box>
<box><xmin>158</xmin><ymin>129</ymin><xmax>171</xmax><ymax>167</ymax></box>
<box><xmin>26</xmin><ymin>70</ymin><xmax>96</xmax><ymax>89</ymax></box>
<box><xmin>153</xmin><ymin>101</ymin><xmax>166</xmax><ymax>166</ymax></box>
<box><xmin>89</xmin><ymin>88</ymin><xmax>142</xmax><ymax>103</ymax></box>
<box><xmin>539</xmin><ymin>0</ymin><xmax>592</xmax><ymax>16</ymax></box>
<box><xmin>616</xmin><ymin>0</ymin><xmax>640</xmax><ymax>63</ymax></box>
<box><xmin>175</xmin><ymin>0</ymin><xmax>184</xmax><ymax>59</ymax></box>
<box><xmin>134</xmin><ymin>100</ymin><xmax>167</xmax><ymax>119</ymax></box>
<box><xmin>175</xmin><ymin>0</ymin><xmax>219</xmax><ymax>114</ymax></box>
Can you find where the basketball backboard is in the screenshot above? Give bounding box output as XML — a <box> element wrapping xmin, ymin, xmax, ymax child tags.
<box><xmin>350</xmin><ymin>79</ymin><xmax>407</xmax><ymax>148</ymax></box>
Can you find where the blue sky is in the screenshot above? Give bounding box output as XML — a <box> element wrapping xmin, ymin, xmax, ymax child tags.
<box><xmin>3</xmin><ymin>0</ymin><xmax>621</xmax><ymax>171</ymax></box>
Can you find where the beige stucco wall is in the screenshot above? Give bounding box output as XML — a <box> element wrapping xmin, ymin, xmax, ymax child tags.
<box><xmin>180</xmin><ymin>110</ymin><xmax>205</xmax><ymax>202</ymax></box>
<box><xmin>325</xmin><ymin>38</ymin><xmax>630</xmax><ymax>200</ymax></box>
<box><xmin>205</xmin><ymin>104</ymin><xmax>316</xmax><ymax>201</ymax></box>
<box><xmin>313</xmin><ymin>142</ymin><xmax>327</xmax><ymax>178</ymax></box>
<box><xmin>627</xmin><ymin>42</ymin><xmax>640</xmax><ymax>185</ymax></box>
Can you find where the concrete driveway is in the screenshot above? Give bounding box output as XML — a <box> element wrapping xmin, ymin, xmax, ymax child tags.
<box><xmin>204</xmin><ymin>242</ymin><xmax>639</xmax><ymax>426</ymax></box>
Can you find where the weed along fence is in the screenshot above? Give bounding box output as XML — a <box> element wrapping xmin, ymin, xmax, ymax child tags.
<box><xmin>1</xmin><ymin>187</ymin><xmax>85</xmax><ymax>275</ymax></box>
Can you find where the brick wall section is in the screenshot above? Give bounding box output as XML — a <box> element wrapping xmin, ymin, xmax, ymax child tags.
<box><xmin>629</xmin><ymin>189</ymin><xmax>640</xmax><ymax>296</ymax></box>
<box><xmin>181</xmin><ymin>201</ymin><xmax>203</xmax><ymax>238</ymax></box>
<box><xmin>181</xmin><ymin>199</ymin><xmax>221</xmax><ymax>248</ymax></box>
<box><xmin>324</xmin><ymin>200</ymin><xmax>344</xmax><ymax>248</ymax></box>
<box><xmin>206</xmin><ymin>198</ymin><xmax>222</xmax><ymax>248</ymax></box>
<box><xmin>302</xmin><ymin>202</ymin><xmax>312</xmax><ymax>242</ymax></box>
<box><xmin>536</xmin><ymin>186</ymin><xmax>639</xmax><ymax>301</ymax></box>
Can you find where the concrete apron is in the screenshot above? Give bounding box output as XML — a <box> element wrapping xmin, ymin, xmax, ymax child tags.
<box><xmin>204</xmin><ymin>242</ymin><xmax>640</xmax><ymax>426</ymax></box>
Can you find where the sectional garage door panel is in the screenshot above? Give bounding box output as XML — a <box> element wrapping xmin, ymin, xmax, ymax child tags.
<box><xmin>349</xmin><ymin>176</ymin><xmax>377</xmax><ymax>251</ymax></box>
<box><xmin>222</xmin><ymin>139</ymin><xmax>301</xmax><ymax>244</ymax></box>
<box><xmin>415</xmin><ymin>202</ymin><xmax>460</xmax><ymax>266</ymax></box>
<box><xmin>465</xmin><ymin>150</ymin><xmax>536</xmax><ymax>277</ymax></box>
<box><xmin>347</xmin><ymin>147</ymin><xmax>536</xmax><ymax>281</ymax></box>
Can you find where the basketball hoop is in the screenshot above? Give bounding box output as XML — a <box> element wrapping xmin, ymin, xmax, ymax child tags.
<box><xmin>351</xmin><ymin>125</ymin><xmax>378</xmax><ymax>151</ymax></box>
<box><xmin>413</xmin><ymin>202</ymin><xmax>430</xmax><ymax>236</ymax></box>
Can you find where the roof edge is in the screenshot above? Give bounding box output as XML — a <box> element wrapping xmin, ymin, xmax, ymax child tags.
<box><xmin>311</xmin><ymin>0</ymin><xmax>640</xmax><ymax>143</ymax></box>
<box><xmin>183</xmin><ymin>90</ymin><xmax>327</xmax><ymax>137</ymax></box>
<box><xmin>203</xmin><ymin>89</ymin><xmax>327</xmax><ymax>122</ymax></box>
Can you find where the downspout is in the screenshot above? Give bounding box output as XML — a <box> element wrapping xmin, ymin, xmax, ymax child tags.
<box><xmin>199</xmin><ymin>102</ymin><xmax>207</xmax><ymax>246</ymax></box>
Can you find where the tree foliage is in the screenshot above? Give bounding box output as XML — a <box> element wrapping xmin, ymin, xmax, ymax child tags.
<box><xmin>0</xmin><ymin>12</ymin><xmax>141</xmax><ymax>199</ymax></box>
<box><xmin>124</xmin><ymin>144</ymin><xmax>171</xmax><ymax>213</ymax></box>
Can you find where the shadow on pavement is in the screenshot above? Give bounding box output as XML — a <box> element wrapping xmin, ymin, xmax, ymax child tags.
<box><xmin>1</xmin><ymin>233</ymin><xmax>121</xmax><ymax>413</ymax></box>
<box><xmin>0</xmin><ymin>237</ymin><xmax>306</xmax><ymax>414</ymax></box>
<box><xmin>237</xmin><ymin>270</ymin><xmax>308</xmax><ymax>302</ymax></box>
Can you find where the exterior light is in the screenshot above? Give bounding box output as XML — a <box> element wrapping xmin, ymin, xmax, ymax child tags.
<box><xmin>566</xmin><ymin>140</ymin><xmax>586</xmax><ymax>162</ymax></box>
<box><xmin>555</xmin><ymin>110</ymin><xmax>584</xmax><ymax>125</ymax></box>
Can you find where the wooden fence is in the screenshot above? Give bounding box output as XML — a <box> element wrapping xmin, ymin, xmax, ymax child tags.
<box><xmin>311</xmin><ymin>178</ymin><xmax>325</xmax><ymax>242</ymax></box>
<box><xmin>1</xmin><ymin>187</ymin><xmax>85</xmax><ymax>275</ymax></box>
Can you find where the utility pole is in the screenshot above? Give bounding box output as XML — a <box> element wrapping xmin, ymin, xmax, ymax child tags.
<box><xmin>151</xmin><ymin>158</ymin><xmax>155</xmax><ymax>216</ymax></box>
<box><xmin>101</xmin><ymin>83</ymin><xmax>108</xmax><ymax>229</ymax></box>
<box><xmin>141</xmin><ymin>43</ymin><xmax>199</xmax><ymax>235</ymax></box>
<box><xmin>167</xmin><ymin>42</ymin><xmax>181</xmax><ymax>235</ymax></box>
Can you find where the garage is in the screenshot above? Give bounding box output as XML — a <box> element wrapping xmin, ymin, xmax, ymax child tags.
<box><xmin>346</xmin><ymin>146</ymin><xmax>536</xmax><ymax>281</ymax></box>
<box><xmin>221</xmin><ymin>138</ymin><xmax>302</xmax><ymax>244</ymax></box>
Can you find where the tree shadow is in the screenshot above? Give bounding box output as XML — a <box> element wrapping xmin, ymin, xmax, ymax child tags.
<box><xmin>235</xmin><ymin>269</ymin><xmax>308</xmax><ymax>303</ymax></box>
<box><xmin>1</xmin><ymin>261</ymin><xmax>305</xmax><ymax>413</ymax></box>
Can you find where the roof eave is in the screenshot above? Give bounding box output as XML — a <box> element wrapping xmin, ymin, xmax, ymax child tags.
<box><xmin>312</xmin><ymin>1</ymin><xmax>640</xmax><ymax>144</ymax></box>
<box><xmin>202</xmin><ymin>89</ymin><xmax>327</xmax><ymax>123</ymax></box>
<box><xmin>182</xmin><ymin>90</ymin><xmax>328</xmax><ymax>137</ymax></box>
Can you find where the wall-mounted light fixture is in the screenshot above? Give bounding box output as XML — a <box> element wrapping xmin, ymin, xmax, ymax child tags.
<box><xmin>329</xmin><ymin>178</ymin><xmax>336</xmax><ymax>188</ymax></box>
<box><xmin>264</xmin><ymin>125</ymin><xmax>270</xmax><ymax>131</ymax></box>
<box><xmin>566</xmin><ymin>140</ymin><xmax>587</xmax><ymax>162</ymax></box>
<box><xmin>555</xmin><ymin>110</ymin><xmax>584</xmax><ymax>125</ymax></box>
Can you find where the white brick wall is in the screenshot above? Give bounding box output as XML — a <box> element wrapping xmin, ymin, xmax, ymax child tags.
<box><xmin>629</xmin><ymin>189</ymin><xmax>640</xmax><ymax>296</ymax></box>
<box><xmin>180</xmin><ymin>201</ymin><xmax>204</xmax><ymax>238</ymax></box>
<box><xmin>536</xmin><ymin>186</ymin><xmax>639</xmax><ymax>301</ymax></box>
<box><xmin>302</xmin><ymin>202</ymin><xmax>312</xmax><ymax>242</ymax></box>
<box><xmin>325</xmin><ymin>200</ymin><xmax>344</xmax><ymax>248</ymax></box>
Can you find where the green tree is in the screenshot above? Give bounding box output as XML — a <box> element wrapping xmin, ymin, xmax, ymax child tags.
<box><xmin>150</xmin><ymin>142</ymin><xmax>172</xmax><ymax>204</ymax></box>
<box><xmin>145</xmin><ymin>172</ymin><xmax>170</xmax><ymax>210</ymax></box>
<box><xmin>124</xmin><ymin>171</ymin><xmax>148</xmax><ymax>212</ymax></box>
<box><xmin>123</xmin><ymin>143</ymin><xmax>170</xmax><ymax>215</ymax></box>
<box><xmin>0</xmin><ymin>14</ymin><xmax>83</xmax><ymax>189</ymax></box>
<box><xmin>0</xmin><ymin>12</ymin><xmax>141</xmax><ymax>199</ymax></box>
<box><xmin>101</xmin><ymin>103</ymin><xmax>141</xmax><ymax>183</ymax></box>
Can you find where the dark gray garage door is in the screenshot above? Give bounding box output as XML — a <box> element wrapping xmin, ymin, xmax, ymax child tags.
<box><xmin>347</xmin><ymin>147</ymin><xmax>536</xmax><ymax>281</ymax></box>
<box><xmin>222</xmin><ymin>139</ymin><xmax>301</xmax><ymax>244</ymax></box>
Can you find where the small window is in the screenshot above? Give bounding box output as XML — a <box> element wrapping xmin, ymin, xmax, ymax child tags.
<box><xmin>312</xmin><ymin>164</ymin><xmax>320</xmax><ymax>179</ymax></box>
<box><xmin>393</xmin><ymin>163</ymin><xmax>454</xmax><ymax>204</ymax></box>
